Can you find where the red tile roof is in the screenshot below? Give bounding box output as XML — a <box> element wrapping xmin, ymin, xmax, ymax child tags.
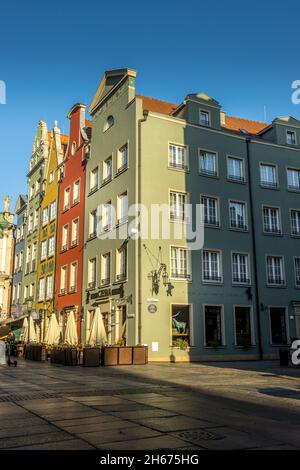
<box><xmin>136</xmin><ymin>94</ymin><xmax>268</xmax><ymax>135</ymax></box>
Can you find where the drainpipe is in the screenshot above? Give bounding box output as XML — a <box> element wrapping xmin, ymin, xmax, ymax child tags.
<box><xmin>137</xmin><ymin>110</ymin><xmax>149</xmax><ymax>345</ymax></box>
<box><xmin>245</xmin><ymin>137</ymin><xmax>263</xmax><ymax>360</ymax></box>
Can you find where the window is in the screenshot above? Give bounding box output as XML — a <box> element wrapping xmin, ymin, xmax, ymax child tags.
<box><xmin>71</xmin><ymin>218</ymin><xmax>79</xmax><ymax>246</ymax></box>
<box><xmin>31</xmin><ymin>243</ymin><xmax>37</xmax><ymax>271</ymax></box>
<box><xmin>62</xmin><ymin>224</ymin><xmax>69</xmax><ymax>250</ymax></box>
<box><xmin>28</xmin><ymin>213</ymin><xmax>34</xmax><ymax>232</ymax></box>
<box><xmin>63</xmin><ymin>187</ymin><xmax>70</xmax><ymax>210</ymax></box>
<box><xmin>73</xmin><ymin>180</ymin><xmax>80</xmax><ymax>204</ymax></box>
<box><xmin>270</xmin><ymin>307</ymin><xmax>287</xmax><ymax>344</ymax></box>
<box><xmin>101</xmin><ymin>202</ymin><xmax>112</xmax><ymax>232</ymax></box>
<box><xmin>199</xmin><ymin>150</ymin><xmax>217</xmax><ymax>176</ymax></box>
<box><xmin>103</xmin><ymin>156</ymin><xmax>112</xmax><ymax>183</ymax></box>
<box><xmin>168</xmin><ymin>144</ymin><xmax>188</xmax><ymax>170</ymax></box>
<box><xmin>26</xmin><ymin>246</ymin><xmax>31</xmax><ymax>273</ymax></box>
<box><xmin>232</xmin><ymin>253</ymin><xmax>250</xmax><ymax>284</ymax></box>
<box><xmin>204</xmin><ymin>306</ymin><xmax>223</xmax><ymax>346</ymax></box>
<box><xmin>29</xmin><ymin>283</ymin><xmax>35</xmax><ymax>298</ymax></box>
<box><xmin>71</xmin><ymin>141</ymin><xmax>76</xmax><ymax>155</ymax></box>
<box><xmin>260</xmin><ymin>164</ymin><xmax>277</xmax><ymax>188</ymax></box>
<box><xmin>48</xmin><ymin>236</ymin><xmax>55</xmax><ymax>257</ymax></box>
<box><xmin>291</xmin><ymin>209</ymin><xmax>300</xmax><ymax>236</ymax></box>
<box><xmin>101</xmin><ymin>253</ymin><xmax>111</xmax><ymax>285</ymax></box>
<box><xmin>89</xmin><ymin>210</ymin><xmax>97</xmax><ymax>238</ymax></box>
<box><xmin>286</xmin><ymin>130</ymin><xmax>296</xmax><ymax>145</ymax></box>
<box><xmin>266</xmin><ymin>256</ymin><xmax>285</xmax><ymax>285</ymax></box>
<box><xmin>49</xmin><ymin>201</ymin><xmax>57</xmax><ymax>220</ymax></box>
<box><xmin>41</xmin><ymin>240</ymin><xmax>47</xmax><ymax>261</ymax></box>
<box><xmin>34</xmin><ymin>209</ymin><xmax>39</xmax><ymax>229</ymax></box>
<box><xmin>170</xmin><ymin>191</ymin><xmax>187</xmax><ymax>221</ymax></box>
<box><xmin>88</xmin><ymin>258</ymin><xmax>96</xmax><ymax>288</ymax></box>
<box><xmin>227</xmin><ymin>156</ymin><xmax>244</xmax><ymax>182</ymax></box>
<box><xmin>19</xmin><ymin>252</ymin><xmax>23</xmax><ymax>271</ymax></box>
<box><xmin>117</xmin><ymin>192</ymin><xmax>128</xmax><ymax>224</ymax></box>
<box><xmin>14</xmin><ymin>254</ymin><xmax>19</xmax><ymax>273</ymax></box>
<box><xmin>172</xmin><ymin>305</ymin><xmax>191</xmax><ymax>346</ymax></box>
<box><xmin>203</xmin><ymin>250</ymin><xmax>222</xmax><ymax>283</ymax></box>
<box><xmin>30</xmin><ymin>184</ymin><xmax>35</xmax><ymax>199</ymax></box>
<box><xmin>229</xmin><ymin>201</ymin><xmax>247</xmax><ymax>230</ymax></box>
<box><xmin>36</xmin><ymin>178</ymin><xmax>41</xmax><ymax>193</ymax></box>
<box><xmin>234</xmin><ymin>307</ymin><xmax>252</xmax><ymax>347</ymax></box>
<box><xmin>90</xmin><ymin>167</ymin><xmax>99</xmax><ymax>193</ymax></box>
<box><xmin>171</xmin><ymin>247</ymin><xmax>190</xmax><ymax>280</ymax></box>
<box><xmin>294</xmin><ymin>258</ymin><xmax>300</xmax><ymax>287</ymax></box>
<box><xmin>201</xmin><ymin>195</ymin><xmax>219</xmax><ymax>226</ymax></box>
<box><xmin>117</xmin><ymin>144</ymin><xmax>128</xmax><ymax>173</ymax></box>
<box><xmin>287</xmin><ymin>168</ymin><xmax>300</xmax><ymax>191</ymax></box>
<box><xmin>46</xmin><ymin>275</ymin><xmax>53</xmax><ymax>300</ymax></box>
<box><xmin>103</xmin><ymin>115</ymin><xmax>114</xmax><ymax>132</ymax></box>
<box><xmin>263</xmin><ymin>206</ymin><xmax>281</xmax><ymax>234</ymax></box>
<box><xmin>199</xmin><ymin>110</ymin><xmax>210</xmax><ymax>126</ymax></box>
<box><xmin>70</xmin><ymin>262</ymin><xmax>77</xmax><ymax>293</ymax></box>
<box><xmin>60</xmin><ymin>266</ymin><xmax>67</xmax><ymax>294</ymax></box>
<box><xmin>49</xmin><ymin>170</ymin><xmax>54</xmax><ymax>183</ymax></box>
<box><xmin>38</xmin><ymin>278</ymin><xmax>45</xmax><ymax>301</ymax></box>
<box><xmin>42</xmin><ymin>207</ymin><xmax>48</xmax><ymax>226</ymax></box>
<box><xmin>116</xmin><ymin>246</ymin><xmax>127</xmax><ymax>281</ymax></box>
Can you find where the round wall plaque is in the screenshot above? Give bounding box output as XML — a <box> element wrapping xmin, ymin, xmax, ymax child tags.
<box><xmin>148</xmin><ymin>304</ymin><xmax>157</xmax><ymax>314</ymax></box>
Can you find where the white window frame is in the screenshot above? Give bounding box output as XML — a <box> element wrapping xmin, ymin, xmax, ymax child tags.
<box><xmin>202</xmin><ymin>249</ymin><xmax>222</xmax><ymax>284</ymax></box>
<box><xmin>170</xmin><ymin>246</ymin><xmax>191</xmax><ymax>281</ymax></box>
<box><xmin>231</xmin><ymin>252</ymin><xmax>251</xmax><ymax>285</ymax></box>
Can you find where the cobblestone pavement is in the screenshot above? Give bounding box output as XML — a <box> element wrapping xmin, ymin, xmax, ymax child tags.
<box><xmin>0</xmin><ymin>359</ymin><xmax>299</xmax><ymax>450</ymax></box>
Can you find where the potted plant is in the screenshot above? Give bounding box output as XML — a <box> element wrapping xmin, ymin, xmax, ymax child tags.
<box><xmin>172</xmin><ymin>338</ymin><xmax>189</xmax><ymax>351</ymax></box>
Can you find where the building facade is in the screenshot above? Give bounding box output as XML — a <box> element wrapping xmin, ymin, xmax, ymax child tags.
<box><xmin>0</xmin><ymin>197</ymin><xmax>15</xmax><ymax>321</ymax></box>
<box><xmin>82</xmin><ymin>68</ymin><xmax>300</xmax><ymax>361</ymax></box>
<box><xmin>11</xmin><ymin>195</ymin><xmax>27</xmax><ymax>318</ymax></box>
<box><xmin>55</xmin><ymin>104</ymin><xmax>90</xmax><ymax>341</ymax></box>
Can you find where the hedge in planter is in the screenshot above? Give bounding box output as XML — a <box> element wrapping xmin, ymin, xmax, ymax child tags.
<box><xmin>83</xmin><ymin>348</ymin><xmax>101</xmax><ymax>367</ymax></box>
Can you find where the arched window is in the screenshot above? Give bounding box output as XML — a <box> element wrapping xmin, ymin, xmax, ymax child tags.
<box><xmin>103</xmin><ymin>115</ymin><xmax>114</xmax><ymax>132</ymax></box>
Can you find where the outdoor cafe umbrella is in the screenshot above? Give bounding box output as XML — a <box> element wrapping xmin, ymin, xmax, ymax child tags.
<box><xmin>28</xmin><ymin>316</ymin><xmax>37</xmax><ymax>342</ymax></box>
<box><xmin>64</xmin><ymin>311</ymin><xmax>78</xmax><ymax>345</ymax></box>
<box><xmin>44</xmin><ymin>313</ymin><xmax>60</xmax><ymax>345</ymax></box>
<box><xmin>87</xmin><ymin>307</ymin><xmax>107</xmax><ymax>346</ymax></box>
<box><xmin>22</xmin><ymin>317</ymin><xmax>29</xmax><ymax>342</ymax></box>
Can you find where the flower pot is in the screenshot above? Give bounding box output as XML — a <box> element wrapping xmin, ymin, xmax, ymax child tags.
<box><xmin>118</xmin><ymin>347</ymin><xmax>133</xmax><ymax>365</ymax></box>
<box><xmin>132</xmin><ymin>346</ymin><xmax>148</xmax><ymax>365</ymax></box>
<box><xmin>102</xmin><ymin>346</ymin><xmax>118</xmax><ymax>366</ymax></box>
<box><xmin>64</xmin><ymin>348</ymin><xmax>78</xmax><ymax>366</ymax></box>
<box><xmin>83</xmin><ymin>348</ymin><xmax>101</xmax><ymax>367</ymax></box>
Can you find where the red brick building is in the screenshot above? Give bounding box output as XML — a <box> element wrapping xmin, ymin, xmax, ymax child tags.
<box><xmin>55</xmin><ymin>104</ymin><xmax>91</xmax><ymax>340</ymax></box>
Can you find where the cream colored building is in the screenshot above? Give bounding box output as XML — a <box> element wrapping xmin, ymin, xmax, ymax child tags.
<box><xmin>0</xmin><ymin>196</ymin><xmax>15</xmax><ymax>320</ymax></box>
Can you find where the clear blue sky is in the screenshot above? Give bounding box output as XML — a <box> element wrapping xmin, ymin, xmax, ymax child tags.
<box><xmin>0</xmin><ymin>0</ymin><xmax>299</xmax><ymax>210</ymax></box>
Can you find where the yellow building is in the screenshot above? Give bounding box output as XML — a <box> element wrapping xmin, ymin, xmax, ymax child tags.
<box><xmin>35</xmin><ymin>122</ymin><xmax>68</xmax><ymax>339</ymax></box>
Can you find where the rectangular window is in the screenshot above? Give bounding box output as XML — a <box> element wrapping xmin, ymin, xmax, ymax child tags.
<box><xmin>117</xmin><ymin>144</ymin><xmax>128</xmax><ymax>173</ymax></box>
<box><xmin>263</xmin><ymin>206</ymin><xmax>281</xmax><ymax>234</ymax></box>
<box><xmin>270</xmin><ymin>307</ymin><xmax>287</xmax><ymax>344</ymax></box>
<box><xmin>199</xmin><ymin>150</ymin><xmax>217</xmax><ymax>176</ymax></box>
<box><xmin>29</xmin><ymin>283</ymin><xmax>35</xmax><ymax>298</ymax></box>
<box><xmin>89</xmin><ymin>210</ymin><xmax>97</xmax><ymax>238</ymax></box>
<box><xmin>286</xmin><ymin>130</ymin><xmax>296</xmax><ymax>145</ymax></box>
<box><xmin>171</xmin><ymin>247</ymin><xmax>190</xmax><ymax>280</ymax></box>
<box><xmin>260</xmin><ymin>164</ymin><xmax>277</xmax><ymax>188</ymax></box>
<box><xmin>203</xmin><ymin>250</ymin><xmax>222</xmax><ymax>283</ymax></box>
<box><xmin>168</xmin><ymin>144</ymin><xmax>188</xmax><ymax>170</ymax></box>
<box><xmin>266</xmin><ymin>256</ymin><xmax>285</xmax><ymax>285</ymax></box>
<box><xmin>227</xmin><ymin>156</ymin><xmax>244</xmax><ymax>182</ymax></box>
<box><xmin>49</xmin><ymin>170</ymin><xmax>54</xmax><ymax>183</ymax></box>
<box><xmin>287</xmin><ymin>168</ymin><xmax>300</xmax><ymax>191</ymax></box>
<box><xmin>46</xmin><ymin>275</ymin><xmax>53</xmax><ymax>300</ymax></box>
<box><xmin>101</xmin><ymin>202</ymin><xmax>112</xmax><ymax>232</ymax></box>
<box><xmin>103</xmin><ymin>156</ymin><xmax>112</xmax><ymax>183</ymax></box>
<box><xmin>116</xmin><ymin>246</ymin><xmax>127</xmax><ymax>281</ymax></box>
<box><xmin>42</xmin><ymin>207</ymin><xmax>48</xmax><ymax>226</ymax></box>
<box><xmin>70</xmin><ymin>262</ymin><xmax>77</xmax><ymax>293</ymax></box>
<box><xmin>31</xmin><ymin>243</ymin><xmax>37</xmax><ymax>272</ymax></box>
<box><xmin>117</xmin><ymin>192</ymin><xmax>128</xmax><ymax>225</ymax></box>
<box><xmin>101</xmin><ymin>252</ymin><xmax>111</xmax><ymax>285</ymax></box>
<box><xmin>294</xmin><ymin>258</ymin><xmax>300</xmax><ymax>287</ymax></box>
<box><xmin>49</xmin><ymin>201</ymin><xmax>57</xmax><ymax>221</ymax></box>
<box><xmin>38</xmin><ymin>278</ymin><xmax>45</xmax><ymax>301</ymax></box>
<box><xmin>172</xmin><ymin>305</ymin><xmax>191</xmax><ymax>346</ymax></box>
<box><xmin>291</xmin><ymin>209</ymin><xmax>300</xmax><ymax>236</ymax></box>
<box><xmin>60</xmin><ymin>266</ymin><xmax>67</xmax><ymax>294</ymax></box>
<box><xmin>88</xmin><ymin>258</ymin><xmax>96</xmax><ymax>288</ymax></box>
<box><xmin>204</xmin><ymin>305</ymin><xmax>223</xmax><ymax>346</ymax></box>
<box><xmin>34</xmin><ymin>209</ymin><xmax>39</xmax><ymax>229</ymax></box>
<box><xmin>199</xmin><ymin>110</ymin><xmax>210</xmax><ymax>126</ymax></box>
<box><xmin>48</xmin><ymin>236</ymin><xmax>55</xmax><ymax>257</ymax></box>
<box><xmin>71</xmin><ymin>218</ymin><xmax>79</xmax><ymax>246</ymax></box>
<box><xmin>73</xmin><ymin>179</ymin><xmax>80</xmax><ymax>204</ymax></box>
<box><xmin>170</xmin><ymin>191</ymin><xmax>187</xmax><ymax>221</ymax></box>
<box><xmin>40</xmin><ymin>240</ymin><xmax>47</xmax><ymax>261</ymax></box>
<box><xmin>201</xmin><ymin>195</ymin><xmax>219</xmax><ymax>226</ymax></box>
<box><xmin>62</xmin><ymin>224</ymin><xmax>69</xmax><ymax>250</ymax></box>
<box><xmin>28</xmin><ymin>213</ymin><xmax>34</xmax><ymax>231</ymax></box>
<box><xmin>90</xmin><ymin>167</ymin><xmax>99</xmax><ymax>193</ymax></box>
<box><xmin>229</xmin><ymin>201</ymin><xmax>247</xmax><ymax>230</ymax></box>
<box><xmin>232</xmin><ymin>253</ymin><xmax>250</xmax><ymax>284</ymax></box>
<box><xmin>63</xmin><ymin>187</ymin><xmax>70</xmax><ymax>210</ymax></box>
<box><xmin>235</xmin><ymin>307</ymin><xmax>252</xmax><ymax>347</ymax></box>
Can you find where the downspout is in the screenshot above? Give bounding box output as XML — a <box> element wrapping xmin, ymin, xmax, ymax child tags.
<box><xmin>137</xmin><ymin>110</ymin><xmax>149</xmax><ymax>345</ymax></box>
<box><xmin>245</xmin><ymin>137</ymin><xmax>263</xmax><ymax>360</ymax></box>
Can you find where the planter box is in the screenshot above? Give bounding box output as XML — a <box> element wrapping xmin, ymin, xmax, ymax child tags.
<box><xmin>50</xmin><ymin>348</ymin><xmax>57</xmax><ymax>364</ymax></box>
<box><xmin>118</xmin><ymin>347</ymin><xmax>133</xmax><ymax>365</ymax></box>
<box><xmin>56</xmin><ymin>349</ymin><xmax>65</xmax><ymax>365</ymax></box>
<box><xmin>83</xmin><ymin>348</ymin><xmax>101</xmax><ymax>367</ymax></box>
<box><xmin>132</xmin><ymin>346</ymin><xmax>148</xmax><ymax>365</ymax></box>
<box><xmin>102</xmin><ymin>347</ymin><xmax>118</xmax><ymax>366</ymax></box>
<box><xmin>64</xmin><ymin>348</ymin><xmax>78</xmax><ymax>366</ymax></box>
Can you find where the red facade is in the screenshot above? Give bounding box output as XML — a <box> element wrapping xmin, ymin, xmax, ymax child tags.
<box><xmin>55</xmin><ymin>104</ymin><xmax>91</xmax><ymax>339</ymax></box>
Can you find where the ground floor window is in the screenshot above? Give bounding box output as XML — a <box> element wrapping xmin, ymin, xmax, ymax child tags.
<box><xmin>270</xmin><ymin>307</ymin><xmax>287</xmax><ymax>344</ymax></box>
<box><xmin>171</xmin><ymin>304</ymin><xmax>191</xmax><ymax>348</ymax></box>
<box><xmin>234</xmin><ymin>306</ymin><xmax>252</xmax><ymax>347</ymax></box>
<box><xmin>204</xmin><ymin>305</ymin><xmax>223</xmax><ymax>347</ymax></box>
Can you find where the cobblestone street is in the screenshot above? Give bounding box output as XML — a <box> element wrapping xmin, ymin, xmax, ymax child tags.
<box><xmin>0</xmin><ymin>359</ymin><xmax>299</xmax><ymax>450</ymax></box>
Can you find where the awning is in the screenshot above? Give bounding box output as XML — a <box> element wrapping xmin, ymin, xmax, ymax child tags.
<box><xmin>0</xmin><ymin>314</ymin><xmax>28</xmax><ymax>326</ymax></box>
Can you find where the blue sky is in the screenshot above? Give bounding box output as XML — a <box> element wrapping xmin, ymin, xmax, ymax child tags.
<box><xmin>0</xmin><ymin>0</ymin><xmax>299</xmax><ymax>210</ymax></box>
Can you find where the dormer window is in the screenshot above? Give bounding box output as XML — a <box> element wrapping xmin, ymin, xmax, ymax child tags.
<box><xmin>199</xmin><ymin>110</ymin><xmax>210</xmax><ymax>127</ymax></box>
<box><xmin>286</xmin><ymin>130</ymin><xmax>296</xmax><ymax>145</ymax></box>
<box><xmin>103</xmin><ymin>115</ymin><xmax>114</xmax><ymax>132</ymax></box>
